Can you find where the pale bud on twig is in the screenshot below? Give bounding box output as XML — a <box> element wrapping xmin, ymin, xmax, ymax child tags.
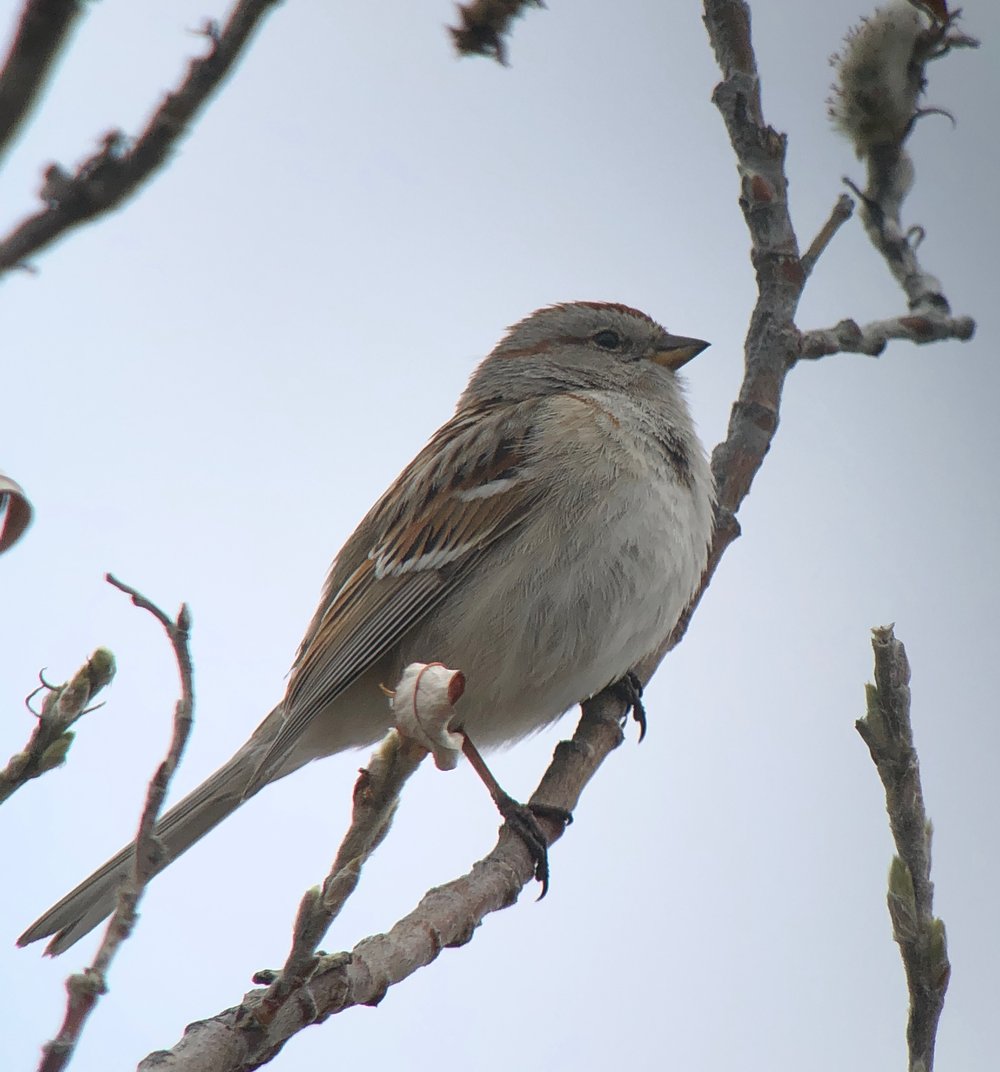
<box><xmin>389</xmin><ymin>662</ymin><xmax>465</xmax><ymax>770</ymax></box>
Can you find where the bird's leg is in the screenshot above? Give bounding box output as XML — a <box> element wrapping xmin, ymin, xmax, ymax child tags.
<box><xmin>460</xmin><ymin>732</ymin><xmax>572</xmax><ymax>898</ymax></box>
<box><xmin>609</xmin><ymin>670</ymin><xmax>647</xmax><ymax>741</ymax></box>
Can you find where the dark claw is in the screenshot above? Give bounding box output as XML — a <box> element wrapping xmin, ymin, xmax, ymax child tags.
<box><xmin>496</xmin><ymin>795</ymin><xmax>572</xmax><ymax>898</ymax></box>
<box><xmin>610</xmin><ymin>670</ymin><xmax>647</xmax><ymax>741</ymax></box>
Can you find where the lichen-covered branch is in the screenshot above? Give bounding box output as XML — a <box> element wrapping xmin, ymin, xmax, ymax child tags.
<box><xmin>799</xmin><ymin>309</ymin><xmax>975</xmax><ymax>358</ymax></box>
<box><xmin>39</xmin><ymin>577</ymin><xmax>194</xmax><ymax>1072</ymax></box>
<box><xmin>448</xmin><ymin>0</ymin><xmax>544</xmax><ymax>65</ymax></box>
<box><xmin>0</xmin><ymin>0</ymin><xmax>281</xmax><ymax>278</ymax></box>
<box><xmin>0</xmin><ymin>649</ymin><xmax>115</xmax><ymax>805</ymax></box>
<box><xmin>856</xmin><ymin>626</ymin><xmax>949</xmax><ymax>1072</ymax></box>
<box><xmin>0</xmin><ymin>0</ymin><xmax>85</xmax><ymax>166</ymax></box>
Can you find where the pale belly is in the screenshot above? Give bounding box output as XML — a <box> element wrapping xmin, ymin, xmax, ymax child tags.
<box><xmin>395</xmin><ymin>472</ymin><xmax>711</xmax><ymax>745</ymax></box>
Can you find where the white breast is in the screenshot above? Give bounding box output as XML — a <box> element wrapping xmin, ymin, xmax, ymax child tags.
<box><xmin>405</xmin><ymin>389</ymin><xmax>714</xmax><ymax>745</ymax></box>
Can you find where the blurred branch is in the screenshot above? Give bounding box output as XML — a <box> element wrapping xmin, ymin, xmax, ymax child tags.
<box><xmin>39</xmin><ymin>576</ymin><xmax>194</xmax><ymax>1072</ymax></box>
<box><xmin>843</xmin><ymin>10</ymin><xmax>979</xmax><ymax>312</ymax></box>
<box><xmin>448</xmin><ymin>0</ymin><xmax>544</xmax><ymax>65</ymax></box>
<box><xmin>856</xmin><ymin>626</ymin><xmax>950</xmax><ymax>1072</ymax></box>
<box><xmin>0</xmin><ymin>649</ymin><xmax>115</xmax><ymax>805</ymax></box>
<box><xmin>137</xmin><ymin>692</ymin><xmax>627</xmax><ymax>1070</ymax></box>
<box><xmin>0</xmin><ymin>469</ymin><xmax>33</xmax><ymax>553</ymax></box>
<box><xmin>0</xmin><ymin>0</ymin><xmax>85</xmax><ymax>167</ymax></box>
<box><xmin>0</xmin><ymin>0</ymin><xmax>281</xmax><ymax>278</ymax></box>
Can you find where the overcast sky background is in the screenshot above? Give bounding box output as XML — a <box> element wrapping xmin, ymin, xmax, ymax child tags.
<box><xmin>2</xmin><ymin>1</ymin><xmax>997</xmax><ymax>1069</ymax></box>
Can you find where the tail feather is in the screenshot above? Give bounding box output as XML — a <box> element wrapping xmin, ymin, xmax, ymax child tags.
<box><xmin>19</xmin><ymin>749</ymin><xmax>258</xmax><ymax>955</ymax></box>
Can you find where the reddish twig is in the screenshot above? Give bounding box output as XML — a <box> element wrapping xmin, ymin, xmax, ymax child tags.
<box><xmin>38</xmin><ymin>576</ymin><xmax>194</xmax><ymax>1072</ymax></box>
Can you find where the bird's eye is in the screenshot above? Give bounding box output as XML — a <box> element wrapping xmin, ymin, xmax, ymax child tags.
<box><xmin>592</xmin><ymin>329</ymin><xmax>622</xmax><ymax>351</ymax></box>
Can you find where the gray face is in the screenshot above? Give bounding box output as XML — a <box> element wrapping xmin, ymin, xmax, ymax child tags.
<box><xmin>462</xmin><ymin>302</ymin><xmax>708</xmax><ymax>406</ymax></box>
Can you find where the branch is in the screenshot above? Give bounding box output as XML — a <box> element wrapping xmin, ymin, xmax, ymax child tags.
<box><xmin>0</xmin><ymin>0</ymin><xmax>85</xmax><ymax>166</ymax></box>
<box><xmin>856</xmin><ymin>626</ymin><xmax>949</xmax><ymax>1072</ymax></box>
<box><xmin>799</xmin><ymin>310</ymin><xmax>975</xmax><ymax>358</ymax></box>
<box><xmin>800</xmin><ymin>193</ymin><xmax>854</xmax><ymax>279</ymax></box>
<box><xmin>0</xmin><ymin>0</ymin><xmax>281</xmax><ymax>278</ymax></box>
<box><xmin>39</xmin><ymin>577</ymin><xmax>194</xmax><ymax>1072</ymax></box>
<box><xmin>138</xmin><ymin>692</ymin><xmax>627</xmax><ymax>1069</ymax></box>
<box><xmin>820</xmin><ymin>6</ymin><xmax>978</xmax><ymax>346</ymax></box>
<box><xmin>642</xmin><ymin>0</ymin><xmax>806</xmax><ymax>668</ymax></box>
<box><xmin>448</xmin><ymin>0</ymin><xmax>544</xmax><ymax>65</ymax></box>
<box><xmin>250</xmin><ymin>732</ymin><xmax>428</xmax><ymax>1024</ymax></box>
<box><xmin>0</xmin><ymin>650</ymin><xmax>115</xmax><ymax>805</ymax></box>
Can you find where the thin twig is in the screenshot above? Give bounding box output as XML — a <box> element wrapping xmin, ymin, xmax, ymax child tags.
<box><xmin>800</xmin><ymin>193</ymin><xmax>854</xmax><ymax>279</ymax></box>
<box><xmin>0</xmin><ymin>650</ymin><xmax>115</xmax><ymax>805</ymax></box>
<box><xmin>38</xmin><ymin>577</ymin><xmax>194</xmax><ymax>1072</ymax></box>
<box><xmin>0</xmin><ymin>0</ymin><xmax>281</xmax><ymax>278</ymax></box>
<box><xmin>0</xmin><ymin>0</ymin><xmax>86</xmax><ymax>165</ymax></box>
<box><xmin>136</xmin><ymin>692</ymin><xmax>627</xmax><ymax>1069</ymax></box>
<box><xmin>799</xmin><ymin>311</ymin><xmax>975</xmax><ymax>359</ymax></box>
<box><xmin>856</xmin><ymin>626</ymin><xmax>949</xmax><ymax>1072</ymax></box>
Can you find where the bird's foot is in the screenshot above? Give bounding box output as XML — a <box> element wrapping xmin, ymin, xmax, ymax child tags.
<box><xmin>610</xmin><ymin>670</ymin><xmax>647</xmax><ymax>741</ymax></box>
<box><xmin>494</xmin><ymin>793</ymin><xmax>573</xmax><ymax>898</ymax></box>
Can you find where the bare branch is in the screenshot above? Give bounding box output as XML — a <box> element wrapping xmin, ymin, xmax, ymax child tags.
<box><xmin>799</xmin><ymin>310</ymin><xmax>974</xmax><ymax>358</ymax></box>
<box><xmin>0</xmin><ymin>0</ymin><xmax>281</xmax><ymax>278</ymax></box>
<box><xmin>448</xmin><ymin>0</ymin><xmax>544</xmax><ymax>65</ymax></box>
<box><xmin>0</xmin><ymin>0</ymin><xmax>86</xmax><ymax>166</ymax></box>
<box><xmin>0</xmin><ymin>650</ymin><xmax>115</xmax><ymax>805</ymax></box>
<box><xmin>250</xmin><ymin>732</ymin><xmax>428</xmax><ymax>1024</ymax></box>
<box><xmin>800</xmin><ymin>193</ymin><xmax>854</xmax><ymax>279</ymax></box>
<box><xmin>39</xmin><ymin>578</ymin><xmax>194</xmax><ymax>1072</ymax></box>
<box><xmin>645</xmin><ymin>1</ymin><xmax>978</xmax><ymax>684</ymax></box>
<box><xmin>137</xmin><ymin>692</ymin><xmax>626</xmax><ymax>1070</ymax></box>
<box><xmin>642</xmin><ymin>0</ymin><xmax>807</xmax><ymax>668</ymax></box>
<box><xmin>856</xmin><ymin>626</ymin><xmax>950</xmax><ymax>1072</ymax></box>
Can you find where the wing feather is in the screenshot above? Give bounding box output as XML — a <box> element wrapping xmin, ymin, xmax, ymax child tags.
<box><xmin>244</xmin><ymin>401</ymin><xmax>543</xmax><ymax>791</ymax></box>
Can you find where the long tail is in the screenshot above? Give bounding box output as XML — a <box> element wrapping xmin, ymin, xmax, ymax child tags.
<box><xmin>19</xmin><ymin>737</ymin><xmax>275</xmax><ymax>955</ymax></box>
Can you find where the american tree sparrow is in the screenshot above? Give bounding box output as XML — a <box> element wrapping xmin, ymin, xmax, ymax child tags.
<box><xmin>21</xmin><ymin>301</ymin><xmax>714</xmax><ymax>953</ymax></box>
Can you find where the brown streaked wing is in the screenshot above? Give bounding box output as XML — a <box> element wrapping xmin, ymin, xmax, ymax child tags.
<box><xmin>244</xmin><ymin>401</ymin><xmax>542</xmax><ymax>792</ymax></box>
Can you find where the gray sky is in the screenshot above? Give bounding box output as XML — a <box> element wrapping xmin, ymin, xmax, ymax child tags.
<box><xmin>2</xmin><ymin>1</ymin><xmax>997</xmax><ymax>1068</ymax></box>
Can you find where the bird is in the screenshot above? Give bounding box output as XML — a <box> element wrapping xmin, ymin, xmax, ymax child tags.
<box><xmin>19</xmin><ymin>301</ymin><xmax>715</xmax><ymax>955</ymax></box>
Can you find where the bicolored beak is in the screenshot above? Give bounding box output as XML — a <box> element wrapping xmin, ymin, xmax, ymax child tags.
<box><xmin>649</xmin><ymin>333</ymin><xmax>710</xmax><ymax>370</ymax></box>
